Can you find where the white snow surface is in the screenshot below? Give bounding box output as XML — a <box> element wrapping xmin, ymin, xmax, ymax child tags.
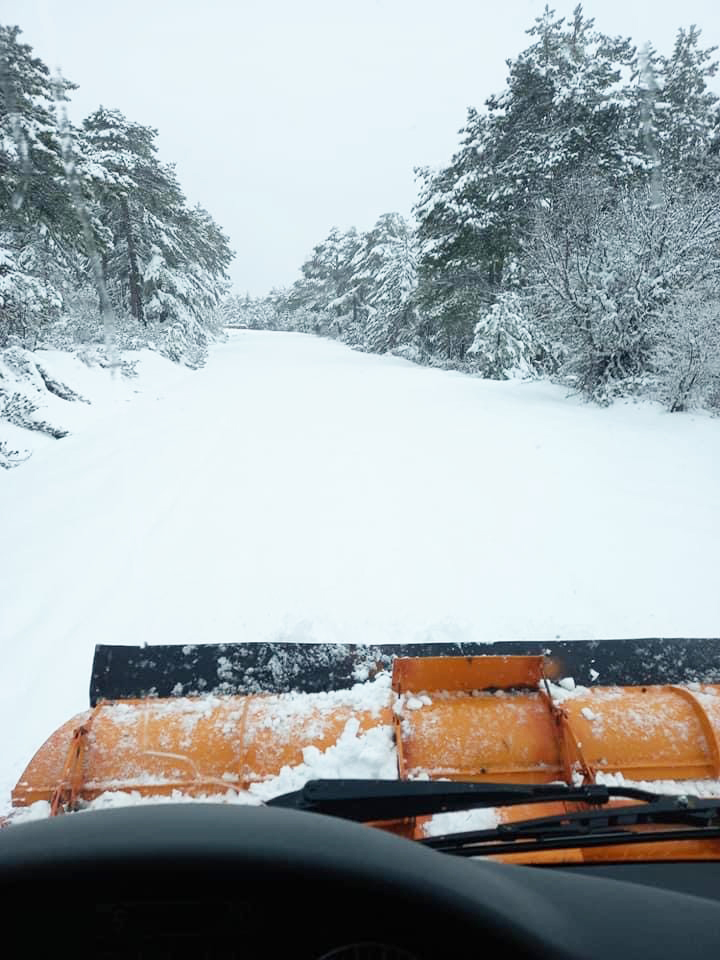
<box><xmin>423</xmin><ymin>807</ymin><xmax>500</xmax><ymax>837</ymax></box>
<box><xmin>1</xmin><ymin>331</ymin><xmax>719</xmax><ymax>815</ymax></box>
<box><xmin>595</xmin><ymin>772</ymin><xmax>720</xmax><ymax>798</ymax></box>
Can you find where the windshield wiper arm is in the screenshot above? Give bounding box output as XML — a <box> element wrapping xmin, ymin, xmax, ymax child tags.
<box><xmin>422</xmin><ymin>796</ymin><xmax>720</xmax><ymax>857</ymax></box>
<box><xmin>267</xmin><ymin>778</ymin><xmax>659</xmax><ymax>822</ymax></box>
<box><xmin>269</xmin><ymin>780</ymin><xmax>720</xmax><ymax>857</ymax></box>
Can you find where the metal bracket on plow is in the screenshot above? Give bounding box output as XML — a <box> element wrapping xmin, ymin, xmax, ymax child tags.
<box><xmin>49</xmin><ymin>705</ymin><xmax>101</xmax><ymax>815</ymax></box>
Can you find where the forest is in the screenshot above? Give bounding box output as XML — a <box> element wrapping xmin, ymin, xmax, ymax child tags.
<box><xmin>227</xmin><ymin>7</ymin><xmax>720</xmax><ymax>412</ymax></box>
<box><xmin>0</xmin><ymin>23</ymin><xmax>233</xmax><ymax>368</ymax></box>
<box><xmin>2</xmin><ymin>6</ymin><xmax>720</xmax><ymax>416</ymax></box>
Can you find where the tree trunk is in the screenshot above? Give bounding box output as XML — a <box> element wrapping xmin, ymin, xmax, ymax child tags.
<box><xmin>120</xmin><ymin>196</ymin><xmax>145</xmax><ymax>326</ymax></box>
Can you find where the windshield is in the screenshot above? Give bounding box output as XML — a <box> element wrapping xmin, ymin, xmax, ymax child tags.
<box><xmin>1</xmin><ymin>1</ymin><xmax>719</xmax><ymax>842</ymax></box>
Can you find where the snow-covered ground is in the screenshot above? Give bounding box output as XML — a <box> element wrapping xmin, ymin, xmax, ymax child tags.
<box><xmin>1</xmin><ymin>330</ymin><xmax>719</xmax><ymax>816</ymax></box>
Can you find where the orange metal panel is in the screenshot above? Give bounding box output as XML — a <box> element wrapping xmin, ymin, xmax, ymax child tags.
<box><xmin>393</xmin><ymin>682</ymin><xmax>720</xmax><ymax>784</ymax></box>
<box><xmin>392</xmin><ymin>656</ymin><xmax>546</xmax><ymax>694</ymax></box>
<box><xmin>12</xmin><ymin>711</ymin><xmax>93</xmax><ymax>807</ymax></box>
<box><xmin>12</xmin><ymin>695</ymin><xmax>393</xmax><ymax>807</ymax></box>
<box><xmin>670</xmin><ymin>686</ymin><xmax>720</xmax><ymax>778</ymax></box>
<box><xmin>491</xmin><ymin>837</ymin><xmax>720</xmax><ymax>865</ymax></box>
<box><xmin>560</xmin><ymin>686</ymin><xmax>720</xmax><ymax>781</ymax></box>
<box><xmin>396</xmin><ymin>691</ymin><xmax>564</xmax><ymax>782</ymax></box>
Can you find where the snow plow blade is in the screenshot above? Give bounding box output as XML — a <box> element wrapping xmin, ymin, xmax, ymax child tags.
<box><xmin>10</xmin><ymin>638</ymin><xmax>720</xmax><ymax>816</ymax></box>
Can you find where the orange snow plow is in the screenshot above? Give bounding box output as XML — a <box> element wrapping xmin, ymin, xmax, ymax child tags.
<box><xmin>9</xmin><ymin>639</ymin><xmax>720</xmax><ymax>863</ymax></box>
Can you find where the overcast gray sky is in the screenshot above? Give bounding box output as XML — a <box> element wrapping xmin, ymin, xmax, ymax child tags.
<box><xmin>3</xmin><ymin>1</ymin><xmax>719</xmax><ymax>295</ymax></box>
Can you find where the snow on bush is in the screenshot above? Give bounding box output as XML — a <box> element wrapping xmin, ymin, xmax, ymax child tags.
<box><xmin>0</xmin><ymin>348</ymin><xmax>71</xmax><ymax>441</ymax></box>
<box><xmin>0</xmin><ymin>343</ymin><xmax>140</xmax><ymax>467</ymax></box>
<box><xmin>652</xmin><ymin>295</ymin><xmax>720</xmax><ymax>412</ymax></box>
<box><xmin>524</xmin><ymin>178</ymin><xmax>720</xmax><ymax>408</ymax></box>
<box><xmin>0</xmin><ymin>438</ymin><xmax>30</xmax><ymax>470</ymax></box>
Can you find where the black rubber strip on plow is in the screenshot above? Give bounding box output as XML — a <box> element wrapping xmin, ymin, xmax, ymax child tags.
<box><xmin>90</xmin><ymin>638</ymin><xmax>720</xmax><ymax>704</ymax></box>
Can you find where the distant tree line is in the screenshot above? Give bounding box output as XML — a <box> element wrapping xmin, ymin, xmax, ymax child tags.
<box><xmin>0</xmin><ymin>24</ymin><xmax>233</xmax><ymax>366</ymax></box>
<box><xmin>227</xmin><ymin>6</ymin><xmax>720</xmax><ymax>411</ymax></box>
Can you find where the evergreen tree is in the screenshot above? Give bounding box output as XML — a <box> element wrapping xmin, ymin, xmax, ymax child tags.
<box><xmin>288</xmin><ymin>227</ymin><xmax>362</xmax><ymax>338</ymax></box>
<box><xmin>80</xmin><ymin>108</ymin><xmax>181</xmax><ymax>325</ymax></box>
<box><xmin>0</xmin><ymin>25</ymin><xmax>78</xmax><ymax>344</ymax></box>
<box><xmin>467</xmin><ymin>292</ymin><xmax>538</xmax><ymax>380</ymax></box>
<box><xmin>352</xmin><ymin>213</ymin><xmax>418</xmax><ymax>354</ymax></box>
<box><xmin>415</xmin><ymin>5</ymin><xmax>637</xmax><ymax>358</ymax></box>
<box><xmin>655</xmin><ymin>26</ymin><xmax>720</xmax><ymax>183</ymax></box>
<box><xmin>80</xmin><ymin>107</ymin><xmax>232</xmax><ymax>361</ymax></box>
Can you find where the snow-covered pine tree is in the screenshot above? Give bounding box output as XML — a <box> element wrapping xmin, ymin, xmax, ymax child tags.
<box><xmin>286</xmin><ymin>228</ymin><xmax>363</xmax><ymax>339</ymax></box>
<box><xmin>0</xmin><ymin>25</ymin><xmax>79</xmax><ymax>346</ymax></box>
<box><xmin>655</xmin><ymin>26</ymin><xmax>720</xmax><ymax>183</ymax></box>
<box><xmin>517</xmin><ymin>23</ymin><xmax>720</xmax><ymax>406</ymax></box>
<box><xmin>352</xmin><ymin>213</ymin><xmax>419</xmax><ymax>354</ymax></box>
<box><xmin>467</xmin><ymin>292</ymin><xmax>538</xmax><ymax>380</ymax></box>
<box><xmin>80</xmin><ymin>108</ymin><xmax>232</xmax><ymax>364</ymax></box>
<box><xmin>415</xmin><ymin>5</ymin><xmax>638</xmax><ymax>361</ymax></box>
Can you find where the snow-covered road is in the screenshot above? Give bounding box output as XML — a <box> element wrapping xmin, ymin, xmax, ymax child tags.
<box><xmin>1</xmin><ymin>331</ymin><xmax>719</xmax><ymax>812</ymax></box>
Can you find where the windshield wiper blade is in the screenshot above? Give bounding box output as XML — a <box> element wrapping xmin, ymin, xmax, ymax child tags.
<box><xmin>267</xmin><ymin>778</ymin><xmax>659</xmax><ymax>822</ymax></box>
<box><xmin>422</xmin><ymin>796</ymin><xmax>720</xmax><ymax>857</ymax></box>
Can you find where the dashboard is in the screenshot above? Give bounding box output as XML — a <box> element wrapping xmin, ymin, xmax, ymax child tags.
<box><xmin>1</xmin><ymin>804</ymin><xmax>720</xmax><ymax>958</ymax></box>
